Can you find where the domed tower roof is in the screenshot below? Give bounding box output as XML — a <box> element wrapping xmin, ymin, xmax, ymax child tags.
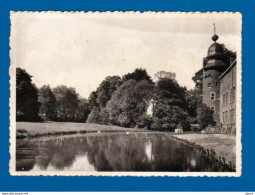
<box><xmin>204</xmin><ymin>25</ymin><xmax>227</xmax><ymax>70</ymax></box>
<box><xmin>207</xmin><ymin>42</ymin><xmax>224</xmax><ymax>58</ymax></box>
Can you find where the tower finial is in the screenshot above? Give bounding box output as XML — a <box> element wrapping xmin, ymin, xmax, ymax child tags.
<box><xmin>212</xmin><ymin>23</ymin><xmax>218</xmax><ymax>42</ymax></box>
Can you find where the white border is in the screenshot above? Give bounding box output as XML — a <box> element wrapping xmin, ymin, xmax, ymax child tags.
<box><xmin>9</xmin><ymin>11</ymin><xmax>242</xmax><ymax>177</ymax></box>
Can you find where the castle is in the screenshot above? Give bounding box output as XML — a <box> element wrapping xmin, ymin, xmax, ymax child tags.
<box><xmin>202</xmin><ymin>27</ymin><xmax>236</xmax><ymax>135</ymax></box>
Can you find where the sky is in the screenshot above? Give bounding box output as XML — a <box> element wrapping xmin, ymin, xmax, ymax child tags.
<box><xmin>10</xmin><ymin>12</ymin><xmax>242</xmax><ymax>98</ymax></box>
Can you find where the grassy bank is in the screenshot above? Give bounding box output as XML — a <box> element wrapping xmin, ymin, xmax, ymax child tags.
<box><xmin>16</xmin><ymin>122</ymin><xmax>143</xmax><ymax>138</ymax></box>
<box><xmin>173</xmin><ymin>134</ymin><xmax>236</xmax><ymax>166</ymax></box>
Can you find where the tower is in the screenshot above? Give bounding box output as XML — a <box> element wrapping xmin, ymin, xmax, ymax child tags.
<box><xmin>202</xmin><ymin>24</ymin><xmax>228</xmax><ymax>126</ymax></box>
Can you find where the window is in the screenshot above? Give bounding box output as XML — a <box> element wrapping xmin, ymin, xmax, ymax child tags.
<box><xmin>211</xmin><ymin>106</ymin><xmax>215</xmax><ymax>114</ymax></box>
<box><xmin>210</xmin><ymin>92</ymin><xmax>215</xmax><ymax>101</ymax></box>
<box><xmin>226</xmin><ymin>111</ymin><xmax>228</xmax><ymax>123</ymax></box>
<box><xmin>208</xmin><ymin>83</ymin><xmax>211</xmax><ymax>88</ymax></box>
<box><xmin>223</xmin><ymin>94</ymin><xmax>225</xmax><ymax>105</ymax></box>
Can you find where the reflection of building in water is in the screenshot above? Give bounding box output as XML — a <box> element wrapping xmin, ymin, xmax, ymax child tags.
<box><xmin>202</xmin><ymin>25</ymin><xmax>237</xmax><ymax>134</ymax></box>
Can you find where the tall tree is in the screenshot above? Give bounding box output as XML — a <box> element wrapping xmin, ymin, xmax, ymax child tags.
<box><xmin>122</xmin><ymin>68</ymin><xmax>153</xmax><ymax>84</ymax></box>
<box><xmin>192</xmin><ymin>68</ymin><xmax>203</xmax><ymax>94</ymax></box>
<box><xmin>151</xmin><ymin>77</ymin><xmax>190</xmax><ymax>131</ymax></box>
<box><xmin>87</xmin><ymin>76</ymin><xmax>122</xmax><ymax>123</ymax></box>
<box><xmin>221</xmin><ymin>43</ymin><xmax>237</xmax><ymax>66</ymax></box>
<box><xmin>76</xmin><ymin>98</ymin><xmax>91</xmax><ymax>122</ymax></box>
<box><xmin>185</xmin><ymin>89</ymin><xmax>201</xmax><ymax>119</ymax></box>
<box><xmin>154</xmin><ymin>71</ymin><xmax>177</xmax><ymax>82</ymax></box>
<box><xmin>96</xmin><ymin>76</ymin><xmax>122</xmax><ymax>108</ymax></box>
<box><xmin>53</xmin><ymin>86</ymin><xmax>80</xmax><ymax>122</ymax></box>
<box><xmin>197</xmin><ymin>101</ymin><xmax>215</xmax><ymax>129</ymax></box>
<box><xmin>16</xmin><ymin>68</ymin><xmax>40</xmax><ymax>121</ymax></box>
<box><xmin>38</xmin><ymin>85</ymin><xmax>57</xmax><ymax>121</ymax></box>
<box><xmin>107</xmin><ymin>79</ymin><xmax>153</xmax><ymax>127</ymax></box>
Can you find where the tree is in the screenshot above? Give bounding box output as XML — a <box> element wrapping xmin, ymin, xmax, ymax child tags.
<box><xmin>86</xmin><ymin>107</ymin><xmax>101</xmax><ymax>124</ymax></box>
<box><xmin>197</xmin><ymin>101</ymin><xmax>215</xmax><ymax>130</ymax></box>
<box><xmin>221</xmin><ymin>43</ymin><xmax>237</xmax><ymax>66</ymax></box>
<box><xmin>96</xmin><ymin>76</ymin><xmax>122</xmax><ymax>108</ymax></box>
<box><xmin>154</xmin><ymin>71</ymin><xmax>177</xmax><ymax>82</ymax></box>
<box><xmin>192</xmin><ymin>68</ymin><xmax>203</xmax><ymax>94</ymax></box>
<box><xmin>154</xmin><ymin>77</ymin><xmax>186</xmax><ymax>109</ymax></box>
<box><xmin>107</xmin><ymin>79</ymin><xmax>153</xmax><ymax>127</ymax></box>
<box><xmin>185</xmin><ymin>89</ymin><xmax>201</xmax><ymax>119</ymax></box>
<box><xmin>151</xmin><ymin>77</ymin><xmax>190</xmax><ymax>131</ymax></box>
<box><xmin>38</xmin><ymin>85</ymin><xmax>57</xmax><ymax>121</ymax></box>
<box><xmin>53</xmin><ymin>86</ymin><xmax>80</xmax><ymax>122</ymax></box>
<box><xmin>88</xmin><ymin>91</ymin><xmax>98</xmax><ymax>110</ymax></box>
<box><xmin>75</xmin><ymin>98</ymin><xmax>90</xmax><ymax>122</ymax></box>
<box><xmin>122</xmin><ymin>68</ymin><xmax>153</xmax><ymax>84</ymax></box>
<box><xmin>86</xmin><ymin>76</ymin><xmax>122</xmax><ymax>123</ymax></box>
<box><xmin>16</xmin><ymin>68</ymin><xmax>41</xmax><ymax>121</ymax></box>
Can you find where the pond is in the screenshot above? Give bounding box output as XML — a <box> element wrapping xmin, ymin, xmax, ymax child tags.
<box><xmin>16</xmin><ymin>132</ymin><xmax>232</xmax><ymax>172</ymax></box>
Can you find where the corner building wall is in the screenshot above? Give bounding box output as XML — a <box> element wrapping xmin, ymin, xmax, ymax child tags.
<box><xmin>202</xmin><ymin>68</ymin><xmax>222</xmax><ymax>126</ymax></box>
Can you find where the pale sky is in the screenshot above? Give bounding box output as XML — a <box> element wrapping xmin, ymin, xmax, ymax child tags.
<box><xmin>10</xmin><ymin>12</ymin><xmax>242</xmax><ymax>98</ymax></box>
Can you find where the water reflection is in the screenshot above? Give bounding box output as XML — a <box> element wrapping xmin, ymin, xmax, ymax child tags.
<box><xmin>16</xmin><ymin>132</ymin><xmax>230</xmax><ymax>172</ymax></box>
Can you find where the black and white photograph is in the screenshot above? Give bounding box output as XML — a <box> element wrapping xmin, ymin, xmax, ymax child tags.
<box><xmin>9</xmin><ymin>12</ymin><xmax>242</xmax><ymax>176</ymax></box>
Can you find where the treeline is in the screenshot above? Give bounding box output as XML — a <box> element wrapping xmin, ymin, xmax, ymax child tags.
<box><xmin>16</xmin><ymin>67</ymin><xmax>215</xmax><ymax>131</ymax></box>
<box><xmin>16</xmin><ymin>68</ymin><xmax>90</xmax><ymax>122</ymax></box>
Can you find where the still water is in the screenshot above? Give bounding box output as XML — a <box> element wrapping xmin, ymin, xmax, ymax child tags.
<box><xmin>16</xmin><ymin>132</ymin><xmax>230</xmax><ymax>172</ymax></box>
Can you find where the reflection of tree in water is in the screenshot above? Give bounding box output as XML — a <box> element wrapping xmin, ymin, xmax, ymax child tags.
<box><xmin>16</xmin><ymin>141</ymin><xmax>38</xmax><ymax>171</ymax></box>
<box><xmin>85</xmin><ymin>134</ymin><xmax>151</xmax><ymax>171</ymax></box>
<box><xmin>16</xmin><ymin>133</ymin><xmax>226</xmax><ymax>172</ymax></box>
<box><xmin>150</xmin><ymin>136</ymin><xmax>225</xmax><ymax>172</ymax></box>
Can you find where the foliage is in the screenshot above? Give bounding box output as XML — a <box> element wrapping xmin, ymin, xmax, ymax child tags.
<box><xmin>96</xmin><ymin>76</ymin><xmax>122</xmax><ymax>108</ymax></box>
<box><xmin>53</xmin><ymin>85</ymin><xmax>80</xmax><ymax>122</ymax></box>
<box><xmin>185</xmin><ymin>89</ymin><xmax>201</xmax><ymax>118</ymax></box>
<box><xmin>151</xmin><ymin>77</ymin><xmax>190</xmax><ymax>131</ymax></box>
<box><xmin>122</xmin><ymin>68</ymin><xmax>153</xmax><ymax>84</ymax></box>
<box><xmin>197</xmin><ymin>101</ymin><xmax>215</xmax><ymax>130</ymax></box>
<box><xmin>107</xmin><ymin>79</ymin><xmax>153</xmax><ymax>127</ymax></box>
<box><xmin>192</xmin><ymin>68</ymin><xmax>203</xmax><ymax>94</ymax></box>
<box><xmin>38</xmin><ymin>85</ymin><xmax>57</xmax><ymax>121</ymax></box>
<box><xmin>16</xmin><ymin>68</ymin><xmax>41</xmax><ymax>121</ymax></box>
<box><xmin>154</xmin><ymin>71</ymin><xmax>177</xmax><ymax>82</ymax></box>
<box><xmin>86</xmin><ymin>107</ymin><xmax>101</xmax><ymax>124</ymax></box>
<box><xmin>221</xmin><ymin>44</ymin><xmax>237</xmax><ymax>66</ymax></box>
<box><xmin>87</xmin><ymin>76</ymin><xmax>122</xmax><ymax>123</ymax></box>
<box><xmin>75</xmin><ymin>98</ymin><xmax>90</xmax><ymax>122</ymax></box>
<box><xmin>99</xmin><ymin>107</ymin><xmax>110</xmax><ymax>125</ymax></box>
<box><xmin>136</xmin><ymin>114</ymin><xmax>152</xmax><ymax>129</ymax></box>
<box><xmin>154</xmin><ymin>77</ymin><xmax>186</xmax><ymax>109</ymax></box>
<box><xmin>88</xmin><ymin>91</ymin><xmax>98</xmax><ymax>110</ymax></box>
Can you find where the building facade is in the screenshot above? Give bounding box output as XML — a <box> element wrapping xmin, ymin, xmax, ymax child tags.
<box><xmin>202</xmin><ymin>33</ymin><xmax>236</xmax><ymax>134</ymax></box>
<box><xmin>219</xmin><ymin>60</ymin><xmax>236</xmax><ymax>134</ymax></box>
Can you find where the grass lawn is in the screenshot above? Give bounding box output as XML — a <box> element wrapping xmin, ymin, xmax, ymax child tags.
<box><xmin>173</xmin><ymin>134</ymin><xmax>236</xmax><ymax>166</ymax></box>
<box><xmin>16</xmin><ymin>122</ymin><xmax>142</xmax><ymax>138</ymax></box>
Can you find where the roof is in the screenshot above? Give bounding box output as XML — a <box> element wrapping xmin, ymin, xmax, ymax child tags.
<box><xmin>204</xmin><ymin>59</ymin><xmax>227</xmax><ymax>69</ymax></box>
<box><xmin>207</xmin><ymin>42</ymin><xmax>224</xmax><ymax>58</ymax></box>
<box><xmin>219</xmin><ymin>59</ymin><xmax>237</xmax><ymax>80</ymax></box>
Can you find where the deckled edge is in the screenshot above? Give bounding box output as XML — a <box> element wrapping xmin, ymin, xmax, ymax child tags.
<box><xmin>9</xmin><ymin>11</ymin><xmax>242</xmax><ymax>177</ymax></box>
